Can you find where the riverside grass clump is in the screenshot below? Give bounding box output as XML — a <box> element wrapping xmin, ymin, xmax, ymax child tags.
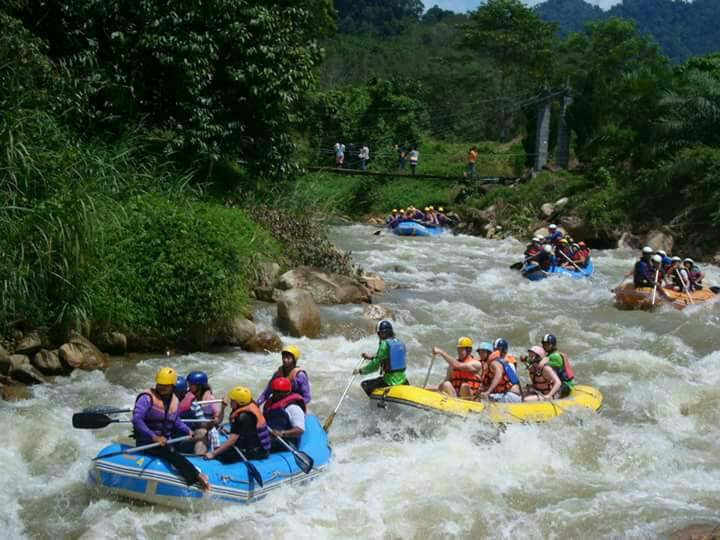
<box><xmin>0</xmin><ymin>107</ymin><xmax>280</xmax><ymax>341</ymax></box>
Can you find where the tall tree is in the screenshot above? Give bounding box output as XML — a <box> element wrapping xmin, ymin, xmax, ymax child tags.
<box><xmin>334</xmin><ymin>0</ymin><xmax>423</xmax><ymax>37</ymax></box>
<box><xmin>13</xmin><ymin>0</ymin><xmax>334</xmax><ymax>177</ymax></box>
<box><xmin>461</xmin><ymin>0</ymin><xmax>557</xmax><ymax>140</ymax></box>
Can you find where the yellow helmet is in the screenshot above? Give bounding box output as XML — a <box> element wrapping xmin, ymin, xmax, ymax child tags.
<box><xmin>227</xmin><ymin>386</ymin><xmax>252</xmax><ymax>406</ymax></box>
<box><xmin>456</xmin><ymin>336</ymin><xmax>473</xmax><ymax>349</ymax></box>
<box><xmin>155</xmin><ymin>367</ymin><xmax>177</xmax><ymax>386</ymax></box>
<box><xmin>424</xmin><ymin>206</ymin><xmax>430</xmax><ymax>212</ymax></box>
<box><xmin>438</xmin><ymin>207</ymin><xmax>445</xmax><ymax>212</ymax></box>
<box><xmin>392</xmin><ymin>208</ymin><xmax>398</xmax><ymax>213</ymax></box>
<box><xmin>282</xmin><ymin>345</ymin><xmax>301</xmax><ymax>361</ymax></box>
<box><xmin>429</xmin><ymin>206</ymin><xmax>434</xmax><ymax>210</ymax></box>
<box><xmin>400</xmin><ymin>208</ymin><xmax>405</xmax><ymax>213</ymax></box>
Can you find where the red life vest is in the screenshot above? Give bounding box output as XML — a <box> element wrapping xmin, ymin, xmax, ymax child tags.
<box><xmin>449</xmin><ymin>357</ymin><xmax>482</xmax><ymax>395</ymax></box>
<box><xmin>263</xmin><ymin>393</ymin><xmax>306</xmax><ymax>432</ymax></box>
<box><xmin>559</xmin><ymin>352</ymin><xmax>574</xmax><ymax>380</ymax></box>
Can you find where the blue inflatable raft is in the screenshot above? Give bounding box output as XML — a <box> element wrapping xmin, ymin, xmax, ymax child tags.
<box><xmin>392</xmin><ymin>221</ymin><xmax>447</xmax><ymax>237</ymax></box>
<box><xmin>522</xmin><ymin>258</ymin><xmax>594</xmax><ymax>281</ymax></box>
<box><xmin>88</xmin><ymin>415</ymin><xmax>331</xmax><ymax>509</ymax></box>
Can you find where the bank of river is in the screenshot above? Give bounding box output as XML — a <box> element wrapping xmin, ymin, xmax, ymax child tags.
<box><xmin>2</xmin><ymin>225</ymin><xmax>720</xmax><ymax>538</ymax></box>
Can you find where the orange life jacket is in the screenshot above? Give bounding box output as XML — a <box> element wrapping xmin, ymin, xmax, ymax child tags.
<box><xmin>488</xmin><ymin>351</ymin><xmax>517</xmax><ymax>364</ymax></box>
<box><xmin>449</xmin><ymin>357</ymin><xmax>482</xmax><ymax>394</ymax></box>
<box><xmin>484</xmin><ymin>359</ymin><xmax>515</xmax><ymax>394</ymax></box>
<box><xmin>528</xmin><ymin>364</ymin><xmax>555</xmax><ymax>394</ymax></box>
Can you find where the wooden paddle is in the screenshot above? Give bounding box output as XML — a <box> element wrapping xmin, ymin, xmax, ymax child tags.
<box><xmin>675</xmin><ymin>268</ymin><xmax>695</xmax><ymax>305</ymax></box>
<box><xmin>73</xmin><ymin>411</ymin><xmax>209</xmax><ymax>429</ymax></box>
<box><xmin>650</xmin><ymin>269</ymin><xmax>660</xmax><ymax>305</ymax></box>
<box><xmin>422</xmin><ymin>354</ymin><xmax>437</xmax><ymax>388</ymax></box>
<box><xmin>268</xmin><ymin>429</ymin><xmax>314</xmax><ymax>474</ymax></box>
<box><xmin>559</xmin><ymin>250</ymin><xmax>590</xmax><ymax>278</ymax></box>
<box><xmin>92</xmin><ymin>435</ymin><xmax>192</xmax><ymax>461</ymax></box>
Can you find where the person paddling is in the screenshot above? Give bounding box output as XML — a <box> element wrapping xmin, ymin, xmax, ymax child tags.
<box><xmin>355</xmin><ymin>320</ymin><xmax>408</xmax><ymax>396</ymax></box>
<box><xmin>432</xmin><ymin>337</ymin><xmax>483</xmax><ymax>399</ymax></box>
<box><xmin>206</xmin><ymin>386</ymin><xmax>271</xmax><ymax>463</ymax></box>
<box><xmin>132</xmin><ymin>368</ymin><xmax>209</xmax><ymax>491</ymax></box>
<box><xmin>257</xmin><ymin>345</ymin><xmax>311</xmax><ymax>406</ymax></box>
<box><xmin>262</xmin><ymin>377</ymin><xmax>306</xmax><ymax>451</ymax></box>
<box><xmin>539</xmin><ymin>334</ymin><xmax>575</xmax><ymax>397</ymax></box>
<box><xmin>632</xmin><ymin>247</ymin><xmax>657</xmax><ymax>287</ymax></box>
<box><xmin>520</xmin><ymin>346</ymin><xmax>563</xmax><ymax>401</ymax></box>
<box><xmin>178</xmin><ymin>371</ymin><xmax>220</xmax><ymax>454</ymax></box>
<box><xmin>478</xmin><ymin>339</ymin><xmax>522</xmax><ymax>403</ymax></box>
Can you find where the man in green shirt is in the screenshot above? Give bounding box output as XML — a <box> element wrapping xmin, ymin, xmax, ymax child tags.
<box><xmin>354</xmin><ymin>320</ymin><xmax>409</xmax><ymax>396</ymax></box>
<box><xmin>540</xmin><ymin>334</ymin><xmax>575</xmax><ymax>397</ymax></box>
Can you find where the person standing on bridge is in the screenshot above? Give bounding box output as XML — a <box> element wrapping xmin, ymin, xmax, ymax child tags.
<box><xmin>466</xmin><ymin>145</ymin><xmax>478</xmax><ymax>178</ymax></box>
<box><xmin>358</xmin><ymin>144</ymin><xmax>370</xmax><ymax>171</ymax></box>
<box><xmin>408</xmin><ymin>147</ymin><xmax>419</xmax><ymax>175</ymax></box>
<box><xmin>334</xmin><ymin>142</ymin><xmax>345</xmax><ymax>168</ymax></box>
<box><xmin>395</xmin><ymin>144</ymin><xmax>406</xmax><ymax>170</ymax></box>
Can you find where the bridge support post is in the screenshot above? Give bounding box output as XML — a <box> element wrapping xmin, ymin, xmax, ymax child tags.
<box><xmin>555</xmin><ymin>93</ymin><xmax>573</xmax><ymax>169</ymax></box>
<box><xmin>534</xmin><ymin>98</ymin><xmax>551</xmax><ymax>171</ymax></box>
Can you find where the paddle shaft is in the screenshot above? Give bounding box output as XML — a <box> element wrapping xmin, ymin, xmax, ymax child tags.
<box><xmin>559</xmin><ymin>250</ymin><xmax>586</xmax><ymax>275</ymax></box>
<box><xmin>93</xmin><ymin>435</ymin><xmax>191</xmax><ymax>461</ymax></box>
<box><xmin>218</xmin><ymin>427</ymin><xmax>264</xmax><ymax>487</ymax></box>
<box><xmin>268</xmin><ymin>429</ymin><xmax>313</xmax><ymax>473</ymax></box>
<box><xmin>323</xmin><ymin>359</ymin><xmax>363</xmax><ymax>432</ymax></box>
<box><xmin>651</xmin><ymin>269</ymin><xmax>660</xmax><ymax>305</ymax></box>
<box><xmin>675</xmin><ymin>268</ymin><xmax>695</xmax><ymax>304</ymax></box>
<box><xmin>422</xmin><ymin>354</ymin><xmax>436</xmax><ymax>388</ymax></box>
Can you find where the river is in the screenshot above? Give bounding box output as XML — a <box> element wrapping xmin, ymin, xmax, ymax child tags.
<box><xmin>2</xmin><ymin>225</ymin><xmax>720</xmax><ymax>539</ymax></box>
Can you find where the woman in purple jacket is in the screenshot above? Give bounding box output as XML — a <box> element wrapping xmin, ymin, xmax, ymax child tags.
<box><xmin>256</xmin><ymin>345</ymin><xmax>311</xmax><ymax>406</ymax></box>
<box><xmin>132</xmin><ymin>367</ymin><xmax>209</xmax><ymax>491</ymax></box>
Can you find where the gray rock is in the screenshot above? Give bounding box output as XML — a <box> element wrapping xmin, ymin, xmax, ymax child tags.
<box><xmin>277</xmin><ymin>267</ymin><xmax>370</xmax><ymax>304</ymax></box>
<box><xmin>59</xmin><ymin>334</ymin><xmax>109</xmax><ymax>370</ymax></box>
<box><xmin>646</xmin><ymin>229</ymin><xmax>674</xmax><ymax>254</ymax></box>
<box><xmin>254</xmin><ymin>287</ymin><xmax>283</xmax><ymax>303</ymax></box>
<box><xmin>559</xmin><ymin>215</ymin><xmax>588</xmax><ymax>240</ymax></box>
<box><xmin>15</xmin><ymin>331</ymin><xmax>43</xmax><ymax>356</ymax></box>
<box><xmin>554</xmin><ymin>197</ymin><xmax>569</xmax><ymax>209</ymax></box>
<box><xmin>276</xmin><ymin>289</ymin><xmax>321</xmax><ymax>338</ymax></box>
<box><xmin>0</xmin><ymin>354</ymin><xmax>30</xmax><ymax>375</ymax></box>
<box><xmin>242</xmin><ymin>331</ymin><xmax>283</xmax><ymax>353</ymax></box>
<box><xmin>32</xmin><ymin>349</ymin><xmax>67</xmax><ymax>375</ymax></box>
<box><xmin>256</xmin><ymin>262</ymin><xmax>281</xmax><ymax>288</ymax></box>
<box><xmin>0</xmin><ymin>345</ymin><xmax>9</xmax><ymax>365</ymax></box>
<box><xmin>222</xmin><ymin>318</ymin><xmax>257</xmax><ymax>346</ymax></box>
<box><xmin>93</xmin><ymin>332</ymin><xmax>128</xmax><ymax>355</ymax></box>
<box><xmin>363</xmin><ymin>304</ymin><xmax>394</xmax><ymax>321</ymax></box>
<box><xmin>10</xmin><ymin>364</ymin><xmax>48</xmax><ymax>385</ymax></box>
<box><xmin>540</xmin><ymin>203</ymin><xmax>555</xmax><ymax>217</ymax></box>
<box><xmin>360</xmin><ymin>272</ymin><xmax>386</xmax><ymax>294</ymax></box>
<box><xmin>618</xmin><ymin>231</ymin><xmax>642</xmax><ymax>250</ymax></box>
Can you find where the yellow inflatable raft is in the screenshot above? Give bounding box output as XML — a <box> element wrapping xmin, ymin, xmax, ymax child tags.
<box><xmin>370</xmin><ymin>384</ymin><xmax>602</xmax><ymax>423</ymax></box>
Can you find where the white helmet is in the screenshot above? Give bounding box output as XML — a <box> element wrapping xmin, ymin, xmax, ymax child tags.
<box><xmin>651</xmin><ymin>254</ymin><xmax>662</xmax><ymax>263</ymax></box>
<box><xmin>656</xmin><ymin>250</ymin><xmax>667</xmax><ymax>257</ymax></box>
<box><xmin>671</xmin><ymin>256</ymin><xmax>682</xmax><ymax>262</ymax></box>
<box><xmin>683</xmin><ymin>258</ymin><xmax>694</xmax><ymax>265</ymax></box>
<box><xmin>549</xmin><ymin>224</ymin><xmax>557</xmax><ymax>230</ymax></box>
<box><xmin>543</xmin><ymin>244</ymin><xmax>553</xmax><ymax>253</ymax></box>
<box><xmin>642</xmin><ymin>246</ymin><xmax>653</xmax><ymax>254</ymax></box>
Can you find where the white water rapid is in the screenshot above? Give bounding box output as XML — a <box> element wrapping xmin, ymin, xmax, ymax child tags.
<box><xmin>2</xmin><ymin>225</ymin><xmax>720</xmax><ymax>539</ymax></box>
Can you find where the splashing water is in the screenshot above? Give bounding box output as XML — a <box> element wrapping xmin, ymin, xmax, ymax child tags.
<box><xmin>2</xmin><ymin>225</ymin><xmax>720</xmax><ymax>539</ymax></box>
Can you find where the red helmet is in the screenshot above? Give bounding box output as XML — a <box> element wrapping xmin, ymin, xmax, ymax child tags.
<box><xmin>271</xmin><ymin>377</ymin><xmax>291</xmax><ymax>393</ymax></box>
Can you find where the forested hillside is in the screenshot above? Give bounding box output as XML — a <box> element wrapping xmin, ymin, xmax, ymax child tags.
<box><xmin>534</xmin><ymin>0</ymin><xmax>720</xmax><ymax>63</ymax></box>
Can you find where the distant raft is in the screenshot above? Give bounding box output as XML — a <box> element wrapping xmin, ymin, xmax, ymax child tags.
<box><xmin>522</xmin><ymin>258</ymin><xmax>594</xmax><ymax>281</ymax></box>
<box><xmin>88</xmin><ymin>415</ymin><xmax>331</xmax><ymax>509</ymax></box>
<box><xmin>392</xmin><ymin>221</ymin><xmax>447</xmax><ymax>237</ymax></box>
<box><xmin>369</xmin><ymin>385</ymin><xmax>602</xmax><ymax>423</ymax></box>
<box><xmin>613</xmin><ymin>283</ymin><xmax>719</xmax><ymax>310</ymax></box>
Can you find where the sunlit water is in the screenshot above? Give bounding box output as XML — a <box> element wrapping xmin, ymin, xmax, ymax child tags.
<box><xmin>2</xmin><ymin>225</ymin><xmax>720</xmax><ymax>539</ymax></box>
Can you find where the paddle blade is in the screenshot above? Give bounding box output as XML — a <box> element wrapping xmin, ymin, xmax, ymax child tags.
<box><xmin>373</xmin><ymin>230</ymin><xmax>382</xmax><ymax>236</ymax></box>
<box><xmin>82</xmin><ymin>406</ymin><xmax>132</xmax><ymax>415</ymax></box>
<box><xmin>322</xmin><ymin>412</ymin><xmax>336</xmax><ymax>433</ymax></box>
<box><xmin>73</xmin><ymin>412</ymin><xmax>115</xmax><ymax>429</ymax></box>
<box><xmin>293</xmin><ymin>451</ymin><xmax>314</xmax><ymax>474</ymax></box>
<box><xmin>509</xmin><ymin>262</ymin><xmax>523</xmax><ymax>270</ymax></box>
<box><xmin>245</xmin><ymin>462</ymin><xmax>264</xmax><ymax>487</ymax></box>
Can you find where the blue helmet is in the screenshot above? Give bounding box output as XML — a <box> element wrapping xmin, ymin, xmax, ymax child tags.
<box><xmin>376</xmin><ymin>320</ymin><xmax>394</xmax><ymax>336</ymax></box>
<box><xmin>187</xmin><ymin>371</ymin><xmax>208</xmax><ymax>386</ymax></box>
<box><xmin>477</xmin><ymin>342</ymin><xmax>493</xmax><ymax>353</ymax></box>
<box><xmin>493</xmin><ymin>338</ymin><xmax>508</xmax><ymax>351</ymax></box>
<box><xmin>175</xmin><ymin>375</ymin><xmax>187</xmax><ymax>391</ymax></box>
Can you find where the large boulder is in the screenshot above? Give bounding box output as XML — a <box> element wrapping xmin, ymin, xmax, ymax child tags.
<box><xmin>540</xmin><ymin>203</ymin><xmax>555</xmax><ymax>218</ymax></box>
<box><xmin>0</xmin><ymin>354</ymin><xmax>30</xmax><ymax>375</ymax></box>
<box><xmin>554</xmin><ymin>197</ymin><xmax>569</xmax><ymax>210</ymax></box>
<box><xmin>10</xmin><ymin>364</ymin><xmax>48</xmax><ymax>385</ymax></box>
<box><xmin>59</xmin><ymin>334</ymin><xmax>109</xmax><ymax>370</ymax></box>
<box><xmin>0</xmin><ymin>345</ymin><xmax>9</xmax><ymax>366</ymax></box>
<box><xmin>15</xmin><ymin>331</ymin><xmax>43</xmax><ymax>356</ymax></box>
<box><xmin>277</xmin><ymin>267</ymin><xmax>370</xmax><ymax>304</ymax></box>
<box><xmin>254</xmin><ymin>287</ymin><xmax>283</xmax><ymax>303</ymax></box>
<box><xmin>559</xmin><ymin>215</ymin><xmax>590</xmax><ymax>240</ymax></box>
<box><xmin>219</xmin><ymin>318</ymin><xmax>257</xmax><ymax>347</ymax></box>
<box><xmin>276</xmin><ymin>289</ymin><xmax>322</xmax><ymax>338</ymax></box>
<box><xmin>93</xmin><ymin>332</ymin><xmax>128</xmax><ymax>355</ymax></box>
<box><xmin>618</xmin><ymin>231</ymin><xmax>642</xmax><ymax>250</ymax></box>
<box><xmin>645</xmin><ymin>229</ymin><xmax>674</xmax><ymax>253</ymax></box>
<box><xmin>32</xmin><ymin>349</ymin><xmax>67</xmax><ymax>375</ymax></box>
<box><xmin>360</xmin><ymin>272</ymin><xmax>386</xmax><ymax>295</ymax></box>
<box><xmin>363</xmin><ymin>304</ymin><xmax>394</xmax><ymax>322</ymax></box>
<box><xmin>242</xmin><ymin>331</ymin><xmax>283</xmax><ymax>353</ymax></box>
<box><xmin>256</xmin><ymin>262</ymin><xmax>281</xmax><ymax>288</ymax></box>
